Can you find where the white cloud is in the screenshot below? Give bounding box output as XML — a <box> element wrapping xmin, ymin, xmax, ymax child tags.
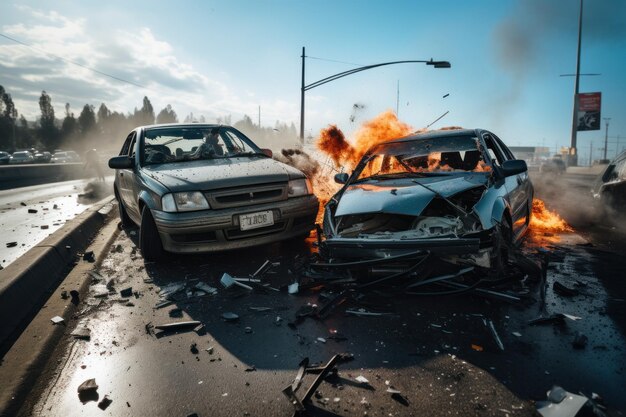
<box><xmin>0</xmin><ymin>6</ymin><xmax>298</xmax><ymax>127</ymax></box>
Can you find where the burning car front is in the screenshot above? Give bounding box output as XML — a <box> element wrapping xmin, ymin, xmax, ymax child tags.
<box><xmin>320</xmin><ymin>129</ymin><xmax>533</xmax><ymax>274</ymax></box>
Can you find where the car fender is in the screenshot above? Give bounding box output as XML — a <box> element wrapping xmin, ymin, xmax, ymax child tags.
<box><xmin>490</xmin><ymin>196</ymin><xmax>511</xmax><ymax>228</ymax></box>
<box><xmin>137</xmin><ymin>189</ymin><xmax>161</xmax><ymax>212</ymax></box>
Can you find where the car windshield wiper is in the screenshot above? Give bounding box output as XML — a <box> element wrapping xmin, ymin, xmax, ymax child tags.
<box><xmin>236</xmin><ymin>151</ymin><xmax>268</xmax><ymax>158</ymax></box>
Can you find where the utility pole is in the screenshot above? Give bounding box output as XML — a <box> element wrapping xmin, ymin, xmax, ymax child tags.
<box><xmin>299</xmin><ymin>47</ymin><xmax>306</xmax><ymax>143</ymax></box>
<box><xmin>603</xmin><ymin>118</ymin><xmax>610</xmax><ymax>160</ymax></box>
<box><xmin>396</xmin><ymin>80</ymin><xmax>400</xmax><ymax>116</ymax></box>
<box><xmin>569</xmin><ymin>0</ymin><xmax>584</xmax><ymax>166</ymax></box>
<box><xmin>589</xmin><ymin>140</ymin><xmax>592</xmax><ymax>166</ymax></box>
<box><xmin>258</xmin><ymin>105</ymin><xmax>261</xmax><ymax>128</ymax></box>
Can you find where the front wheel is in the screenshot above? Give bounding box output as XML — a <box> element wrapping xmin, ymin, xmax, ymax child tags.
<box><xmin>139</xmin><ymin>205</ymin><xmax>164</xmax><ymax>262</ymax></box>
<box><xmin>489</xmin><ymin>217</ymin><xmax>512</xmax><ymax>280</ymax></box>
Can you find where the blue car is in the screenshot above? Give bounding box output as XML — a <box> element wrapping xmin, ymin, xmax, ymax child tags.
<box><xmin>322</xmin><ymin>129</ymin><xmax>534</xmax><ymax>274</ymax></box>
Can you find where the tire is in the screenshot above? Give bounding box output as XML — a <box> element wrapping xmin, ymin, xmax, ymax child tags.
<box><xmin>489</xmin><ymin>216</ymin><xmax>512</xmax><ymax>279</ymax></box>
<box><xmin>115</xmin><ymin>188</ymin><xmax>134</xmax><ymax>228</ymax></box>
<box><xmin>139</xmin><ymin>205</ymin><xmax>164</xmax><ymax>262</ymax></box>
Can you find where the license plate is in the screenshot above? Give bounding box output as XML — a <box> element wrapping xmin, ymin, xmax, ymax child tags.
<box><xmin>239</xmin><ymin>210</ymin><xmax>274</xmax><ymax>231</ymax></box>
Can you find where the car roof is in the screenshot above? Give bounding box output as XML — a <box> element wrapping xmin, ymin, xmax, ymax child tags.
<box><xmin>385</xmin><ymin>128</ymin><xmax>481</xmax><ymax>144</ymax></box>
<box><xmin>140</xmin><ymin>123</ymin><xmax>223</xmax><ymax>130</ymax></box>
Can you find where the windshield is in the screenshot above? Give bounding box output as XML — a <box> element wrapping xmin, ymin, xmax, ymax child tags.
<box><xmin>141</xmin><ymin>126</ymin><xmax>263</xmax><ymax>166</ymax></box>
<box><xmin>356</xmin><ymin>135</ymin><xmax>492</xmax><ymax>181</ymax></box>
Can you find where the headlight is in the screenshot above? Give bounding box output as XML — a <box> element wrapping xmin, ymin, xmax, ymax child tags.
<box><xmin>288</xmin><ymin>178</ymin><xmax>313</xmax><ymax>197</ymax></box>
<box><xmin>161</xmin><ymin>192</ymin><xmax>210</xmax><ymax>212</ymax></box>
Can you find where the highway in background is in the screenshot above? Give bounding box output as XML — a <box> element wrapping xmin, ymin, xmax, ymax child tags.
<box><xmin>0</xmin><ymin>178</ymin><xmax>113</xmax><ymax>270</ymax></box>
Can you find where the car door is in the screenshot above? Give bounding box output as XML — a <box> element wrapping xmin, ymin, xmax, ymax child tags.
<box><xmin>494</xmin><ymin>134</ymin><xmax>531</xmax><ymax>234</ymax></box>
<box><xmin>116</xmin><ymin>132</ymin><xmax>136</xmax><ymax>214</ymax></box>
<box><xmin>482</xmin><ymin>132</ymin><xmax>528</xmax><ymax>238</ymax></box>
<box><xmin>124</xmin><ymin>131</ymin><xmax>142</xmax><ymax>221</ymax></box>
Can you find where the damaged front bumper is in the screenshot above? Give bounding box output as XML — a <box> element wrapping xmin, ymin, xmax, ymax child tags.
<box><xmin>320</xmin><ymin>227</ymin><xmax>495</xmax><ymax>270</ymax></box>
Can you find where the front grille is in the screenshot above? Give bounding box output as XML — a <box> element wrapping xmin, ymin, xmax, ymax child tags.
<box><xmin>205</xmin><ymin>183</ymin><xmax>287</xmax><ymax>209</ymax></box>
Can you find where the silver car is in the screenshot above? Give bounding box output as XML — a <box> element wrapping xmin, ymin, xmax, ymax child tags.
<box><xmin>322</xmin><ymin>129</ymin><xmax>533</xmax><ymax>275</ymax></box>
<box><xmin>108</xmin><ymin>124</ymin><xmax>319</xmax><ymax>261</ymax></box>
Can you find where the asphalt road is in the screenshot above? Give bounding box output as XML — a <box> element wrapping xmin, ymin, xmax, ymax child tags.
<box><xmin>13</xmin><ymin>173</ymin><xmax>626</xmax><ymax>416</ymax></box>
<box><xmin>0</xmin><ymin>178</ymin><xmax>113</xmax><ymax>269</ymax></box>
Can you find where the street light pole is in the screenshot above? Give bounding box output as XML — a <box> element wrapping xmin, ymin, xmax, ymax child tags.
<box><xmin>299</xmin><ymin>48</ymin><xmax>451</xmax><ymax>143</ymax></box>
<box><xmin>569</xmin><ymin>0</ymin><xmax>584</xmax><ymax>166</ymax></box>
<box><xmin>300</xmin><ymin>47</ymin><xmax>306</xmax><ymax>142</ymax></box>
<box><xmin>603</xmin><ymin>117</ymin><xmax>610</xmax><ymax>160</ymax></box>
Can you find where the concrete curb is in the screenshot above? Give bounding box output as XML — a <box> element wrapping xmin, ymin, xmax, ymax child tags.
<box><xmin>0</xmin><ymin>195</ymin><xmax>116</xmax><ymax>348</ymax></box>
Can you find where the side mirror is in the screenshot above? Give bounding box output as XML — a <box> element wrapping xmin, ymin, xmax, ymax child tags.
<box><xmin>109</xmin><ymin>156</ymin><xmax>134</xmax><ymax>169</ymax></box>
<box><xmin>334</xmin><ymin>173</ymin><xmax>349</xmax><ymax>184</ymax></box>
<box><xmin>601</xmin><ymin>165</ymin><xmax>616</xmax><ymax>183</ymax></box>
<box><xmin>261</xmin><ymin>148</ymin><xmax>273</xmax><ymax>158</ymax></box>
<box><xmin>501</xmin><ymin>159</ymin><xmax>527</xmax><ymax>177</ymax></box>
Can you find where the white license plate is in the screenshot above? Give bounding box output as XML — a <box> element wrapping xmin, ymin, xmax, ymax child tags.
<box><xmin>239</xmin><ymin>210</ymin><xmax>274</xmax><ymax>231</ymax></box>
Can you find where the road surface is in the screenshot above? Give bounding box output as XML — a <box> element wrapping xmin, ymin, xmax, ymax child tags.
<box><xmin>11</xmin><ymin>173</ymin><xmax>626</xmax><ymax>416</ymax></box>
<box><xmin>0</xmin><ymin>178</ymin><xmax>113</xmax><ymax>270</ymax></box>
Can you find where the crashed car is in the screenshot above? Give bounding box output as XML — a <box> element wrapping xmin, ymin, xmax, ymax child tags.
<box><xmin>322</xmin><ymin>129</ymin><xmax>533</xmax><ymax>274</ymax></box>
<box><xmin>108</xmin><ymin>124</ymin><xmax>319</xmax><ymax>261</ymax></box>
<box><xmin>592</xmin><ymin>149</ymin><xmax>626</xmax><ymax>218</ymax></box>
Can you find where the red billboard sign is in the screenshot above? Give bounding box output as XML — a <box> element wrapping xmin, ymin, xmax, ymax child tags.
<box><xmin>577</xmin><ymin>92</ymin><xmax>601</xmax><ymax>131</ymax></box>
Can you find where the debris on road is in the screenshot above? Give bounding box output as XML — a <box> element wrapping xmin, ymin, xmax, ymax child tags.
<box><xmin>83</xmin><ymin>251</ymin><xmax>95</xmax><ymax>262</ymax></box>
<box><xmin>536</xmin><ymin>386</ymin><xmax>608</xmax><ymax>417</ymax></box>
<box><xmin>484</xmin><ymin>318</ymin><xmax>505</xmax><ymax>351</ymax></box>
<box><xmin>221</xmin><ymin>312</ymin><xmax>239</xmax><ymax>321</ymax></box>
<box><xmin>97</xmin><ymin>395</ymin><xmax>112</xmax><ymax>410</ymax></box>
<box><xmin>28</xmin><ymin>208</ymin><xmax>38</xmax><ymax>213</ymax></box>
<box><xmin>355</xmin><ymin>375</ymin><xmax>370</xmax><ymax>384</ymax></box>
<box><xmin>220</xmin><ymin>273</ymin><xmax>253</xmax><ymax>291</ymax></box>
<box><xmin>77</xmin><ymin>378</ymin><xmax>98</xmax><ymax>393</ymax></box>
<box><xmin>6</xmin><ymin>242</ymin><xmax>18</xmax><ymax>248</ymax></box>
<box><xmin>190</xmin><ymin>343</ymin><xmax>199</xmax><ymax>354</ymax></box>
<box><xmin>120</xmin><ymin>287</ymin><xmax>133</xmax><ymax>298</ymax></box>
<box><xmin>70</xmin><ymin>324</ymin><xmax>91</xmax><ymax>340</ymax></box>
<box><xmin>152</xmin><ymin>320</ymin><xmax>202</xmax><ymax>332</ymax></box>
<box><xmin>195</xmin><ymin>282</ymin><xmax>218</xmax><ymax>295</ymax></box>
<box><xmin>287</xmin><ymin>282</ymin><xmax>299</xmax><ymax>294</ymax></box>
<box><xmin>50</xmin><ymin>316</ymin><xmax>64</xmax><ymax>325</ymax></box>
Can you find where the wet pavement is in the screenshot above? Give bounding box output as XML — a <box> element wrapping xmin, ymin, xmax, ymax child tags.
<box><xmin>0</xmin><ymin>178</ymin><xmax>113</xmax><ymax>269</ymax></box>
<box><xmin>9</xmin><ymin>172</ymin><xmax>626</xmax><ymax>416</ymax></box>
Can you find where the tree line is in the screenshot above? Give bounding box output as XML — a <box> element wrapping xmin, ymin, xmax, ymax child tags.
<box><xmin>0</xmin><ymin>85</ymin><xmax>299</xmax><ymax>154</ymax></box>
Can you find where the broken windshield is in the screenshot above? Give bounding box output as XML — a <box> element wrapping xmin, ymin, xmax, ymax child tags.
<box><xmin>356</xmin><ymin>135</ymin><xmax>492</xmax><ymax>181</ymax></box>
<box><xmin>141</xmin><ymin>126</ymin><xmax>263</xmax><ymax>166</ymax></box>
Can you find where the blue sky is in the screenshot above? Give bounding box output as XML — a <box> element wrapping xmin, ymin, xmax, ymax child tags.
<box><xmin>0</xmin><ymin>0</ymin><xmax>624</xmax><ymax>161</ymax></box>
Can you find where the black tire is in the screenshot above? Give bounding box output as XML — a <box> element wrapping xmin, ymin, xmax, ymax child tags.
<box><xmin>139</xmin><ymin>205</ymin><xmax>164</xmax><ymax>262</ymax></box>
<box><xmin>489</xmin><ymin>216</ymin><xmax>512</xmax><ymax>279</ymax></box>
<box><xmin>115</xmin><ymin>188</ymin><xmax>134</xmax><ymax>228</ymax></box>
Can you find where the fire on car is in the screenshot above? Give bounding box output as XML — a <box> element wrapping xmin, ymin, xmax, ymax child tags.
<box><xmin>320</xmin><ymin>128</ymin><xmax>534</xmax><ymax>276</ymax></box>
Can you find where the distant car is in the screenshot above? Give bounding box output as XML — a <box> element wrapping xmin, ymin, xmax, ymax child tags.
<box><xmin>0</xmin><ymin>151</ymin><xmax>10</xmax><ymax>165</ymax></box>
<box><xmin>540</xmin><ymin>158</ymin><xmax>566</xmax><ymax>174</ymax></box>
<box><xmin>34</xmin><ymin>151</ymin><xmax>52</xmax><ymax>163</ymax></box>
<box><xmin>322</xmin><ymin>128</ymin><xmax>534</xmax><ymax>275</ymax></box>
<box><xmin>51</xmin><ymin>150</ymin><xmax>81</xmax><ymax>163</ymax></box>
<box><xmin>9</xmin><ymin>151</ymin><xmax>34</xmax><ymax>164</ymax></box>
<box><xmin>108</xmin><ymin>123</ymin><xmax>319</xmax><ymax>261</ymax></box>
<box><xmin>592</xmin><ymin>150</ymin><xmax>626</xmax><ymax>218</ymax></box>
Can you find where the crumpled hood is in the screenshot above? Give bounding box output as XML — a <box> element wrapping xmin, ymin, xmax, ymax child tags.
<box><xmin>335</xmin><ymin>174</ymin><xmax>488</xmax><ymax>217</ymax></box>
<box><xmin>143</xmin><ymin>157</ymin><xmax>305</xmax><ymax>192</ymax></box>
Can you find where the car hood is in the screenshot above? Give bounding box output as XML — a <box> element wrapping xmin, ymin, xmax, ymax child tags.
<box><xmin>335</xmin><ymin>174</ymin><xmax>488</xmax><ymax>217</ymax></box>
<box><xmin>143</xmin><ymin>157</ymin><xmax>305</xmax><ymax>192</ymax></box>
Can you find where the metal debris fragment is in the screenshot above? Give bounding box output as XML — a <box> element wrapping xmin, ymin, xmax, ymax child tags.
<box><xmin>485</xmin><ymin>319</ymin><xmax>504</xmax><ymax>351</ymax></box>
<box><xmin>51</xmin><ymin>316</ymin><xmax>64</xmax><ymax>325</ymax></box>
<box><xmin>221</xmin><ymin>312</ymin><xmax>239</xmax><ymax>321</ymax></box>
<box><xmin>154</xmin><ymin>320</ymin><xmax>202</xmax><ymax>331</ymax></box>
<box><xmin>220</xmin><ymin>273</ymin><xmax>253</xmax><ymax>291</ymax></box>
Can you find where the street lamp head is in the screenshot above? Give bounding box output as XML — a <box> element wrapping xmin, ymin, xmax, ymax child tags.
<box><xmin>427</xmin><ymin>59</ymin><xmax>451</xmax><ymax>68</ymax></box>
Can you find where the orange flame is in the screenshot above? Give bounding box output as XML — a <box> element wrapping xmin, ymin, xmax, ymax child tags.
<box><xmin>529</xmin><ymin>199</ymin><xmax>573</xmax><ymax>233</ymax></box>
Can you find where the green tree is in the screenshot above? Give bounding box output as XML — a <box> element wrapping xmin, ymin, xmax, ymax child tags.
<box><xmin>61</xmin><ymin>103</ymin><xmax>78</xmax><ymax>144</ymax></box>
<box><xmin>38</xmin><ymin>91</ymin><xmax>59</xmax><ymax>150</ymax></box>
<box><xmin>132</xmin><ymin>96</ymin><xmax>155</xmax><ymax>126</ymax></box>
<box><xmin>0</xmin><ymin>85</ymin><xmax>18</xmax><ymax>149</ymax></box>
<box><xmin>156</xmin><ymin>104</ymin><xmax>178</xmax><ymax>124</ymax></box>
<box><xmin>78</xmin><ymin>104</ymin><xmax>96</xmax><ymax>135</ymax></box>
